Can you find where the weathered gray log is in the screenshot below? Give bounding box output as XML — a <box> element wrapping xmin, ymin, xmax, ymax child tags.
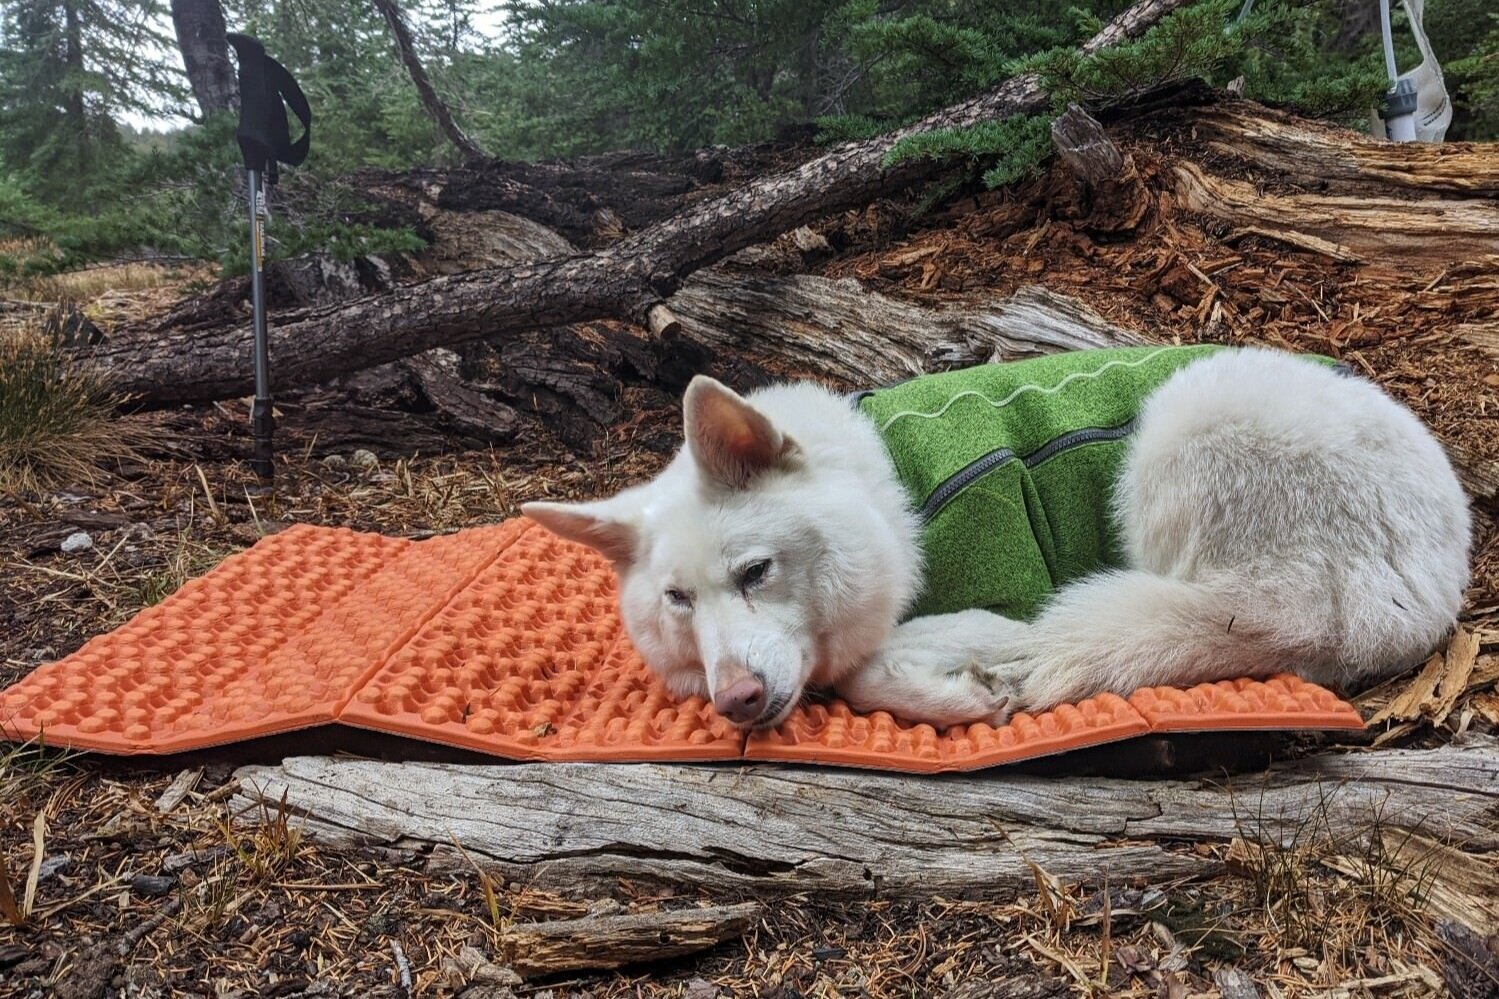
<box><xmin>501</xmin><ymin>902</ymin><xmax>761</xmax><ymax>979</ymax></box>
<box><xmin>80</xmin><ymin>0</ymin><xmax>1195</xmax><ymax>406</ymax></box>
<box><xmin>669</xmin><ymin>272</ymin><xmax>1145</xmax><ymax>384</ymax></box>
<box><xmin>231</xmin><ymin>739</ymin><xmax>1499</xmax><ymax>900</ymax></box>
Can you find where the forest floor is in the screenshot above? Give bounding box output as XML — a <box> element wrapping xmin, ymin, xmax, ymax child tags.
<box><xmin>2</xmin><ymin>101</ymin><xmax>1498</xmax><ymax>999</ymax></box>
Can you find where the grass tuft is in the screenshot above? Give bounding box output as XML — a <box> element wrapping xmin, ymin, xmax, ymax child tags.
<box><xmin>1228</xmin><ymin>782</ymin><xmax>1441</xmax><ymax>973</ymax></box>
<box><xmin>215</xmin><ymin>788</ymin><xmax>305</xmax><ymax>883</ymax></box>
<box><xmin>0</xmin><ymin>323</ymin><xmax>136</xmax><ymax>496</ymax></box>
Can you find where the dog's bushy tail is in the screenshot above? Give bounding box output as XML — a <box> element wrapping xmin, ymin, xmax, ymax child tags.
<box><xmin>1015</xmin><ymin>569</ymin><xmax>1317</xmax><ymax>709</ymax></box>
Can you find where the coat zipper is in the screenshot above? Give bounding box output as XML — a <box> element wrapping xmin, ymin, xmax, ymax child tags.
<box><xmin>918</xmin><ymin>418</ymin><xmax>1137</xmax><ymax>521</ymax></box>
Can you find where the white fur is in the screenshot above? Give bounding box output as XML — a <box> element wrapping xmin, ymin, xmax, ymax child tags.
<box><xmin>524</xmin><ymin>348</ymin><xmax>1471</xmax><ymax>728</ymax></box>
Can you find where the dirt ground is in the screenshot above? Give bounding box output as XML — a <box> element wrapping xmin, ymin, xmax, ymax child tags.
<box><xmin>3</xmin><ymin>110</ymin><xmax>1499</xmax><ymax>998</ymax></box>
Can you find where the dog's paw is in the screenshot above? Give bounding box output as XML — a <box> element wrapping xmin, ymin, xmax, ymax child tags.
<box><xmin>958</xmin><ymin>661</ymin><xmax>1021</xmax><ymax>728</ymax></box>
<box><xmin>838</xmin><ymin>652</ymin><xmax>1017</xmax><ymax>730</ymax></box>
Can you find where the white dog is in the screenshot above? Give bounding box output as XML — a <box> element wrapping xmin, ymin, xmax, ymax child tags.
<box><xmin>524</xmin><ymin>346</ymin><xmax>1470</xmax><ymax>730</ymax></box>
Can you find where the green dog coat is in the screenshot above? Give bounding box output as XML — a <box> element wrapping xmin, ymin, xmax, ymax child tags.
<box><xmin>854</xmin><ymin>345</ymin><xmax>1333</xmax><ymax>621</ymax></box>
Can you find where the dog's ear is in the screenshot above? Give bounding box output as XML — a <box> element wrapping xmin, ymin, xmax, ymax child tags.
<box><xmin>521</xmin><ymin>500</ymin><xmax>638</xmax><ymax>566</ymax></box>
<box><xmin>684</xmin><ymin>376</ymin><xmax>796</xmax><ymax>490</ymax></box>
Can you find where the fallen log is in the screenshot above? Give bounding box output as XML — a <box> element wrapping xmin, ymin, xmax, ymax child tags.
<box><xmin>81</xmin><ymin>0</ymin><xmax>1195</xmax><ymax>406</ymax></box>
<box><xmin>1191</xmin><ymin>102</ymin><xmax>1499</xmax><ymax>197</ymax></box>
<box><xmin>231</xmin><ymin>738</ymin><xmax>1499</xmax><ymax>901</ymax></box>
<box><xmin>1172</xmin><ymin>161</ymin><xmax>1499</xmax><ymax>265</ymax></box>
<box><xmin>500</xmin><ymin>902</ymin><xmax>761</xmax><ymax>979</ymax></box>
<box><xmin>440</xmin><ymin>273</ymin><xmax>1143</xmax><ymax>452</ymax></box>
<box><xmin>250</xmin><ymin>211</ymin><xmax>1147</xmax><ymax>450</ymax></box>
<box><xmin>669</xmin><ymin>272</ymin><xmax>1144</xmax><ymax>384</ymax></box>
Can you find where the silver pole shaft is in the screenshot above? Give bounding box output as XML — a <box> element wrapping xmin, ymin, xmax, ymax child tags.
<box><xmin>247</xmin><ymin>168</ymin><xmax>274</xmax><ymax>484</ymax></box>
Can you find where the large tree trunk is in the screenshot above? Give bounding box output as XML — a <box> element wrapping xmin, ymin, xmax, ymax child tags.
<box><xmin>80</xmin><ymin>0</ymin><xmax>1196</xmax><ymax>406</ymax></box>
<box><xmin>231</xmin><ymin>739</ymin><xmax>1499</xmax><ymax>908</ymax></box>
<box><xmin>63</xmin><ymin>0</ymin><xmax>87</xmax><ymax>175</ymax></box>
<box><xmin>370</xmin><ymin>0</ymin><xmax>487</xmax><ymax>161</ymax></box>
<box><xmin>170</xmin><ymin>0</ymin><xmax>236</xmax><ymax>119</ymax></box>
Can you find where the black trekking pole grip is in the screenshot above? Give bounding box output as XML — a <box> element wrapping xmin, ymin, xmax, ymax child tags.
<box><xmin>225</xmin><ymin>33</ymin><xmax>311</xmax><ymax>492</ymax></box>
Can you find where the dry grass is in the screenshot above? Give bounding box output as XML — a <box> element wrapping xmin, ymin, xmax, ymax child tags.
<box><xmin>1</xmin><ymin>257</ymin><xmax>198</xmax><ymax>304</ymax></box>
<box><xmin>216</xmin><ymin>791</ymin><xmax>306</xmax><ymax>884</ymax></box>
<box><xmin>0</xmin><ymin>326</ymin><xmax>139</xmax><ymax>497</ymax></box>
<box><xmin>1225</xmin><ymin>789</ymin><xmax>1443</xmax><ymax>977</ymax></box>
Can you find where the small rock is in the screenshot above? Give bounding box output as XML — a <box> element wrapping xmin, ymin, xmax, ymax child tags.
<box><xmin>683</xmin><ymin>977</ymin><xmax>719</xmax><ymax>999</ymax></box>
<box><xmin>130</xmin><ymin>874</ymin><xmax>175</xmax><ymax>897</ymax></box>
<box><xmin>456</xmin><ymin>946</ymin><xmax>521</xmax><ymax>986</ymax></box>
<box><xmin>37</xmin><ymin>855</ymin><xmax>71</xmax><ymax>882</ymax></box>
<box><xmin>350</xmin><ymin>449</ymin><xmax>379</xmax><ymax>470</ymax></box>
<box><xmin>164</xmin><ymin>846</ymin><xmax>228</xmax><ymax>873</ymax></box>
<box><xmin>61</xmin><ymin>531</ymin><xmax>93</xmax><ymax>553</ymax></box>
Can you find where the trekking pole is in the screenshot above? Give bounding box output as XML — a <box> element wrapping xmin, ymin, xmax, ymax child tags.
<box><xmin>225</xmin><ymin>33</ymin><xmax>311</xmax><ymax>491</ymax></box>
<box><xmin>246</xmin><ymin>163</ymin><xmax>272</xmax><ymax>484</ymax></box>
<box><xmin>1377</xmin><ymin>0</ymin><xmax>1418</xmax><ymax>142</ymax></box>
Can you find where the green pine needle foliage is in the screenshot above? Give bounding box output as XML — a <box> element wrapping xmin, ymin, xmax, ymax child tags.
<box><xmin>883</xmin><ymin>114</ymin><xmax>1056</xmax><ymax>190</ymax></box>
<box><xmin>4</xmin><ymin>0</ymin><xmax>1499</xmax><ymax>273</ymax></box>
<box><xmin>881</xmin><ymin>0</ymin><xmax>1394</xmax><ymax>192</ymax></box>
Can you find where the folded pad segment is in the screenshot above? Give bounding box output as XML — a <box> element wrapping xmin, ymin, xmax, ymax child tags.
<box><xmin>0</xmin><ymin>520</ymin><xmax>1364</xmax><ymax>771</ymax></box>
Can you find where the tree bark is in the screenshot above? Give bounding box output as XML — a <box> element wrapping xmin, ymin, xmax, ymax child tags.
<box><xmin>501</xmin><ymin>903</ymin><xmax>761</xmax><ymax>979</ymax></box>
<box><xmin>231</xmin><ymin>739</ymin><xmax>1499</xmax><ymax>901</ymax></box>
<box><xmin>1049</xmin><ymin>102</ymin><xmax>1149</xmax><ymax>231</ymax></box>
<box><xmin>1191</xmin><ymin>101</ymin><xmax>1499</xmax><ymax>196</ymax></box>
<box><xmin>170</xmin><ymin>0</ymin><xmax>236</xmax><ymax>119</ymax></box>
<box><xmin>81</xmin><ymin>0</ymin><xmax>1196</xmax><ymax>406</ymax></box>
<box><xmin>370</xmin><ymin>0</ymin><xmax>487</xmax><ymax>162</ymax></box>
<box><xmin>64</xmin><ymin>0</ymin><xmax>87</xmax><ymax>176</ymax></box>
<box><xmin>1172</xmin><ymin>161</ymin><xmax>1499</xmax><ymax>265</ymax></box>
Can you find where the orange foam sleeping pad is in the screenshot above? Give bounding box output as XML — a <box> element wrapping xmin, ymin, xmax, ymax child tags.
<box><xmin>0</xmin><ymin>519</ymin><xmax>1364</xmax><ymax>772</ymax></box>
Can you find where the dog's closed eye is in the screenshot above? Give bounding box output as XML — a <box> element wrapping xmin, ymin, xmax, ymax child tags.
<box><xmin>737</xmin><ymin>558</ymin><xmax>772</xmax><ymax>592</ymax></box>
<box><xmin>666</xmin><ymin>587</ymin><xmax>694</xmax><ymax>609</ymax></box>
